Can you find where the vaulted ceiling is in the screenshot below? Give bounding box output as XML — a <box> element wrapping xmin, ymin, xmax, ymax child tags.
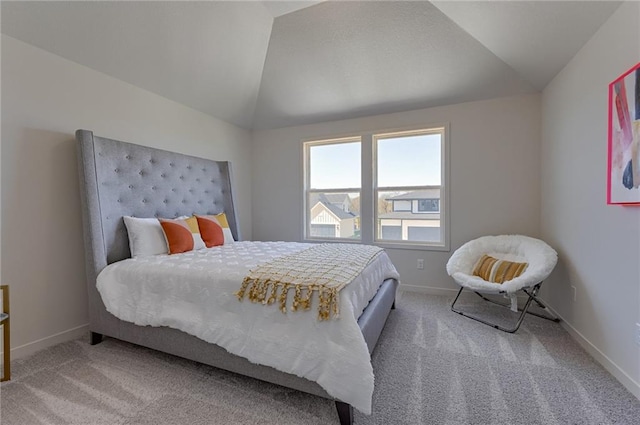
<box><xmin>1</xmin><ymin>1</ymin><xmax>620</xmax><ymax>130</ymax></box>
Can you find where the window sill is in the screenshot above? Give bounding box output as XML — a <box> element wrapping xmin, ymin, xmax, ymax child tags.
<box><xmin>374</xmin><ymin>241</ymin><xmax>450</xmax><ymax>252</ymax></box>
<box><xmin>303</xmin><ymin>238</ymin><xmax>362</xmax><ymax>245</ymax></box>
<box><xmin>302</xmin><ymin>238</ymin><xmax>450</xmax><ymax>252</ymax></box>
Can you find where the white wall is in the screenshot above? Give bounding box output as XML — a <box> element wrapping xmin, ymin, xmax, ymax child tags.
<box><xmin>1</xmin><ymin>35</ymin><xmax>253</xmax><ymax>357</ymax></box>
<box><xmin>251</xmin><ymin>94</ymin><xmax>541</xmax><ymax>292</ymax></box>
<box><xmin>541</xmin><ymin>1</ymin><xmax>640</xmax><ymax>398</ymax></box>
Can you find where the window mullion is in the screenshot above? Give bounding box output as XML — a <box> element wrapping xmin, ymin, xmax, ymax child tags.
<box><xmin>360</xmin><ymin>134</ymin><xmax>374</xmax><ymax>244</ymax></box>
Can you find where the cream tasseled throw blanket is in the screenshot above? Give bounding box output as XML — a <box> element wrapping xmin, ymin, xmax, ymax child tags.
<box><xmin>235</xmin><ymin>243</ymin><xmax>383</xmax><ymax>320</ymax></box>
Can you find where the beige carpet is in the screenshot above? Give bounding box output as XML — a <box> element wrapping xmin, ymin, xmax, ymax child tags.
<box><xmin>2</xmin><ymin>292</ymin><xmax>640</xmax><ymax>424</ymax></box>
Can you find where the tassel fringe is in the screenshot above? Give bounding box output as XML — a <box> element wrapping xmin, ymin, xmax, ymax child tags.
<box><xmin>235</xmin><ymin>278</ymin><xmax>340</xmax><ymax>321</ymax></box>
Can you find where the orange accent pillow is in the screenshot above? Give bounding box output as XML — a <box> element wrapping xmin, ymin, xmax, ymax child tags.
<box><xmin>159</xmin><ymin>219</ymin><xmax>195</xmax><ymax>254</ymax></box>
<box><xmin>195</xmin><ymin>215</ymin><xmax>225</xmax><ymax>248</ymax></box>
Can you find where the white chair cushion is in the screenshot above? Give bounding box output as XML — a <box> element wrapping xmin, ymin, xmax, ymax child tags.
<box><xmin>446</xmin><ymin>235</ymin><xmax>557</xmax><ymax>294</ymax></box>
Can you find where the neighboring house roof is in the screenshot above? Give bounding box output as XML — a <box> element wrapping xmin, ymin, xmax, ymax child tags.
<box><xmin>310</xmin><ymin>193</ymin><xmax>357</xmax><ymax>220</ymax></box>
<box><xmin>323</xmin><ymin>193</ymin><xmax>350</xmax><ymax>204</ymax></box>
<box><xmin>379</xmin><ymin>212</ymin><xmax>440</xmax><ymax>220</ymax></box>
<box><xmin>325</xmin><ymin>204</ymin><xmax>356</xmax><ymax>220</ymax></box>
<box><xmin>386</xmin><ymin>189</ymin><xmax>440</xmax><ymax>200</ymax></box>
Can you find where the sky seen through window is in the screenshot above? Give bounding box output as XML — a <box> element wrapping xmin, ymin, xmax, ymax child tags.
<box><xmin>309</xmin><ymin>134</ymin><xmax>441</xmax><ymax>190</ymax></box>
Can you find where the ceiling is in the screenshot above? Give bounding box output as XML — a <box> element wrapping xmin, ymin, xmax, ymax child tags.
<box><xmin>1</xmin><ymin>1</ymin><xmax>621</xmax><ymax>130</ymax></box>
<box><xmin>261</xmin><ymin>1</ymin><xmax>324</xmax><ymax>18</ymax></box>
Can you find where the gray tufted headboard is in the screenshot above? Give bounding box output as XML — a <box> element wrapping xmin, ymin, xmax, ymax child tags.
<box><xmin>76</xmin><ymin>129</ymin><xmax>240</xmax><ymax>283</ymax></box>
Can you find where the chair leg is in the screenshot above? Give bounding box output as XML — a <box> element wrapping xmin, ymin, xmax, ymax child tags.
<box><xmin>451</xmin><ymin>283</ymin><xmax>558</xmax><ymax>333</ymax></box>
<box><xmin>474</xmin><ymin>285</ymin><xmax>559</xmax><ymax>322</ymax></box>
<box><xmin>521</xmin><ymin>287</ymin><xmax>560</xmax><ymax>322</ymax></box>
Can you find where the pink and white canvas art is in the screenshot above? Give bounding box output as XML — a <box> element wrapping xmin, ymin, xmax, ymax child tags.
<box><xmin>608</xmin><ymin>62</ymin><xmax>640</xmax><ymax>205</ymax></box>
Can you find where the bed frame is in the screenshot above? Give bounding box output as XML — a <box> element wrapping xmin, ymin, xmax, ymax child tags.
<box><xmin>76</xmin><ymin>129</ymin><xmax>398</xmax><ymax>425</ymax></box>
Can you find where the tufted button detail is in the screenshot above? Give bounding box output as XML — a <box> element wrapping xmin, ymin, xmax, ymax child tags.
<box><xmin>129</xmin><ymin>185</ymin><xmax>133</xmax><ymax>189</ymax></box>
<box><xmin>172</xmin><ymin>188</ymin><xmax>177</xmax><ymax>192</ymax></box>
<box><xmin>179</xmin><ymin>175</ymin><xmax>184</xmax><ymax>180</ymax></box>
<box><xmin>125</xmin><ymin>155</ymin><xmax>131</xmax><ymax>159</ymax></box>
<box><xmin>117</xmin><ymin>199</ymin><xmax>121</xmax><ymax>203</ymax></box>
<box><xmin>182</xmin><ymin>200</ymin><xmax>186</xmax><ymax>204</ymax></box>
<box><xmin>163</xmin><ymin>199</ymin><xmax>168</xmax><ymax>204</ymax></box>
<box><xmin>170</xmin><ymin>163</ymin><xmax>175</xmax><ymax>167</ymax></box>
<box><xmin>142</xmin><ymin>199</ymin><xmax>148</xmax><ymax>203</ymax></box>
<box><xmin>161</xmin><ymin>173</ymin><xmax>166</xmax><ymax>178</ymax></box>
<box><xmin>150</xmin><ymin>159</ymin><xmax>155</xmax><ymax>164</ymax></box>
<box><xmin>151</xmin><ymin>186</ymin><xmax>157</xmax><ymax>190</ymax></box>
<box><xmin>187</xmin><ymin>165</ymin><xmax>192</xmax><ymax>170</ymax></box>
<box><xmin>114</xmin><ymin>168</ymin><xmax>120</xmax><ymax>173</ymax></box>
<box><xmin>139</xmin><ymin>171</ymin><xmax>144</xmax><ymax>176</ymax></box>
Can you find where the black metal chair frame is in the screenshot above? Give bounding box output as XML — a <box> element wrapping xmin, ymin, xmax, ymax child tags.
<box><xmin>451</xmin><ymin>282</ymin><xmax>559</xmax><ymax>333</ymax></box>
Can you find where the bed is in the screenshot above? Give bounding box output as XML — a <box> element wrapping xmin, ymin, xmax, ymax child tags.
<box><xmin>76</xmin><ymin>129</ymin><xmax>399</xmax><ymax>425</ymax></box>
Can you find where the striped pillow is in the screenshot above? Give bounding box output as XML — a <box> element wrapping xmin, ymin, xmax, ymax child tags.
<box><xmin>472</xmin><ymin>254</ymin><xmax>528</xmax><ymax>284</ymax></box>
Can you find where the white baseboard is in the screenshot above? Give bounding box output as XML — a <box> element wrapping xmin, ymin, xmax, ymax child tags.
<box><xmin>11</xmin><ymin>323</ymin><xmax>89</xmax><ymax>360</ymax></box>
<box><xmin>399</xmin><ymin>284</ymin><xmax>458</xmax><ymax>296</ymax></box>
<box><xmin>533</xmin><ymin>299</ymin><xmax>640</xmax><ymax>401</ymax></box>
<box><xmin>398</xmin><ymin>284</ymin><xmax>530</xmax><ymax>300</ymax></box>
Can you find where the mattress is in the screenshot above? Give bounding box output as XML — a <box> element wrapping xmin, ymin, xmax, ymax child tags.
<box><xmin>97</xmin><ymin>241</ymin><xmax>400</xmax><ymax>414</ymax></box>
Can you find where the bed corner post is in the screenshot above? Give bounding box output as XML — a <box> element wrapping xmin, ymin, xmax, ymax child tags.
<box><xmin>90</xmin><ymin>332</ymin><xmax>103</xmax><ymax>345</ymax></box>
<box><xmin>335</xmin><ymin>401</ymin><xmax>353</xmax><ymax>425</ymax></box>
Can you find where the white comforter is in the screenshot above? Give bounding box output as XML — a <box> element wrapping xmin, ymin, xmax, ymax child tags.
<box><xmin>97</xmin><ymin>241</ymin><xmax>400</xmax><ymax>414</ymax></box>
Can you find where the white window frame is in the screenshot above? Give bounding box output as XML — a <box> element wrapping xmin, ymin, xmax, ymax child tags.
<box><xmin>303</xmin><ymin>136</ymin><xmax>362</xmax><ymax>242</ymax></box>
<box><xmin>373</xmin><ymin>127</ymin><xmax>448</xmax><ymax>250</ymax></box>
<box><xmin>302</xmin><ymin>124</ymin><xmax>449</xmax><ymax>251</ymax></box>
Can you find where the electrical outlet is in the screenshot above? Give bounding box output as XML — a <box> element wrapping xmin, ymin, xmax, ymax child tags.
<box><xmin>571</xmin><ymin>285</ymin><xmax>577</xmax><ymax>302</ymax></box>
<box><xmin>636</xmin><ymin>323</ymin><xmax>640</xmax><ymax>346</ymax></box>
<box><xmin>417</xmin><ymin>259</ymin><xmax>424</xmax><ymax>270</ymax></box>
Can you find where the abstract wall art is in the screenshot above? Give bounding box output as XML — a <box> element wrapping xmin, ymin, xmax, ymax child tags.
<box><xmin>608</xmin><ymin>62</ymin><xmax>640</xmax><ymax>205</ymax></box>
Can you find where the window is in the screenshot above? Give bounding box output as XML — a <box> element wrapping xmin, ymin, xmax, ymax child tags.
<box><xmin>375</xmin><ymin>128</ymin><xmax>445</xmax><ymax>245</ymax></box>
<box><xmin>304</xmin><ymin>126</ymin><xmax>447</xmax><ymax>249</ymax></box>
<box><xmin>418</xmin><ymin>199</ymin><xmax>439</xmax><ymax>212</ymax></box>
<box><xmin>304</xmin><ymin>138</ymin><xmax>361</xmax><ymax>240</ymax></box>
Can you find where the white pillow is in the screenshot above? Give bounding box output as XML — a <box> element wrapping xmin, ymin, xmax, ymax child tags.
<box><xmin>123</xmin><ymin>216</ymin><xmax>170</xmax><ymax>258</ymax></box>
<box><xmin>193</xmin><ymin>233</ymin><xmax>207</xmax><ymax>250</ymax></box>
<box><xmin>222</xmin><ymin>228</ymin><xmax>235</xmax><ymax>245</ymax></box>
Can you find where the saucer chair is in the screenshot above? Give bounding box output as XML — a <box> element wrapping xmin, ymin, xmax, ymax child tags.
<box><xmin>446</xmin><ymin>235</ymin><xmax>559</xmax><ymax>333</ymax></box>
